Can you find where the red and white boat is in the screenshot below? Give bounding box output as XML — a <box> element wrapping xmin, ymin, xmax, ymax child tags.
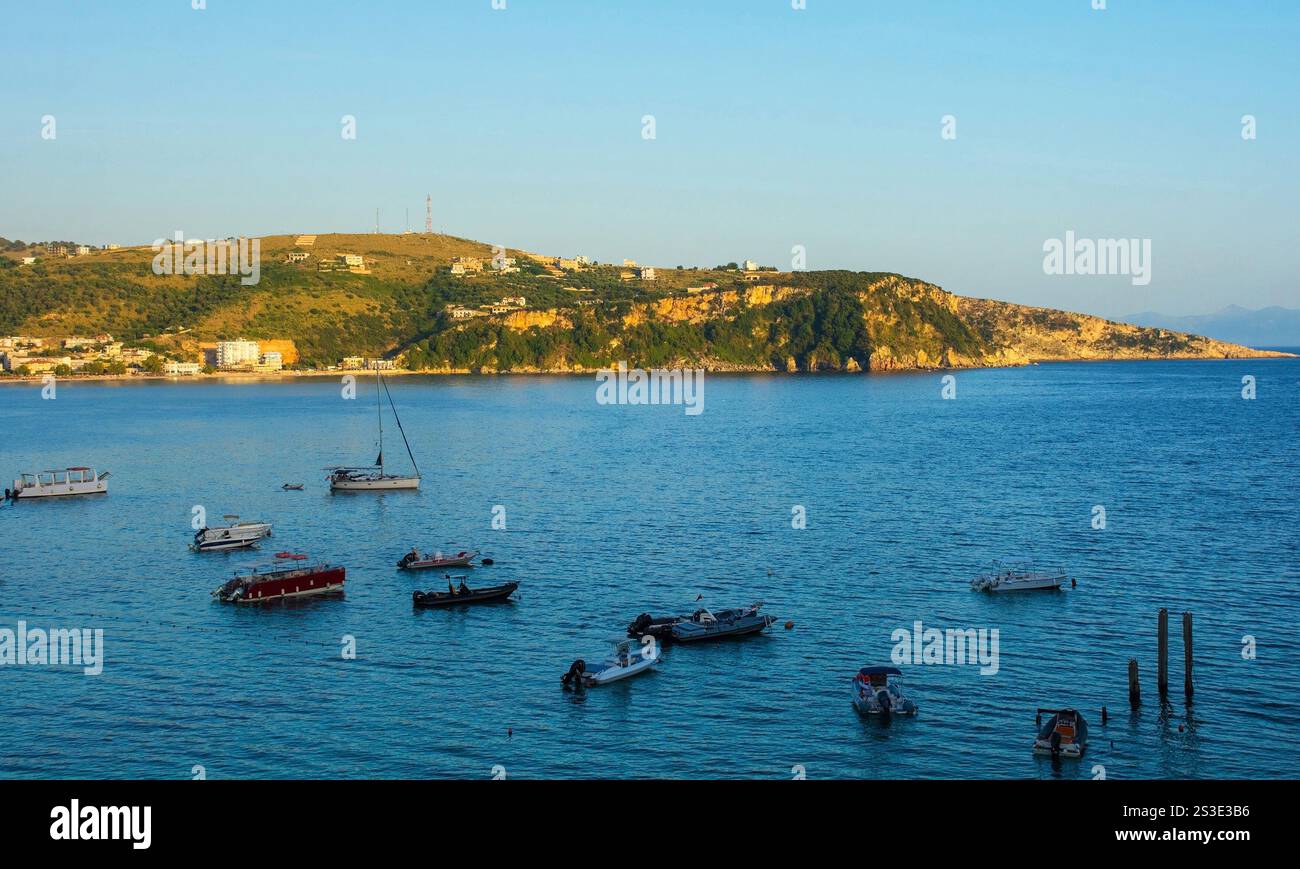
<box><xmin>212</xmin><ymin>553</ymin><xmax>345</xmax><ymax>604</ymax></box>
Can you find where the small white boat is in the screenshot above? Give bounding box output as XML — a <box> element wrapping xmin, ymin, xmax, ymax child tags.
<box><xmin>191</xmin><ymin>516</ymin><xmax>273</xmax><ymax>552</ymax></box>
<box><xmin>6</xmin><ymin>467</ymin><xmax>109</xmax><ymax>500</ymax></box>
<box><xmin>971</xmin><ymin>564</ymin><xmax>1066</xmax><ymax>592</ymax></box>
<box><xmin>851</xmin><ymin>667</ymin><xmax>918</xmax><ymax>716</ymax></box>
<box><xmin>561</xmin><ymin>640</ymin><xmax>660</xmax><ymax>688</ymax></box>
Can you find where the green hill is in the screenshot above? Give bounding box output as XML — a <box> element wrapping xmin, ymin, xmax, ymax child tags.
<box><xmin>0</xmin><ymin>232</ymin><xmax>1286</xmax><ymax>371</ymax></box>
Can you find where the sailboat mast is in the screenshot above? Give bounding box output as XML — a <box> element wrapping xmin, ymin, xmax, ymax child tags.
<box><xmin>376</xmin><ymin>363</ymin><xmax>384</xmax><ymax>472</ymax></box>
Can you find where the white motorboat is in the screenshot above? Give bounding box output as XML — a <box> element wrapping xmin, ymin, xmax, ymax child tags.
<box><xmin>851</xmin><ymin>667</ymin><xmax>918</xmax><ymax>716</ymax></box>
<box><xmin>971</xmin><ymin>564</ymin><xmax>1066</xmax><ymax>592</ymax></box>
<box><xmin>328</xmin><ymin>364</ymin><xmax>420</xmax><ymax>492</ymax></box>
<box><xmin>561</xmin><ymin>639</ymin><xmax>660</xmax><ymax>688</ymax></box>
<box><xmin>6</xmin><ymin>467</ymin><xmax>109</xmax><ymax>500</ymax></box>
<box><xmin>191</xmin><ymin>516</ymin><xmax>273</xmax><ymax>552</ymax></box>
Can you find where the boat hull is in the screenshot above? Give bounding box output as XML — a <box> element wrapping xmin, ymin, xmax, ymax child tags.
<box><xmin>221</xmin><ymin>566</ymin><xmax>346</xmax><ymax>604</ymax></box>
<box><xmin>977</xmin><ymin>579</ymin><xmax>1062</xmax><ymax>592</ymax></box>
<box><xmin>14</xmin><ymin>482</ymin><xmax>108</xmax><ymax>499</ymax></box>
<box><xmin>671</xmin><ymin>615</ymin><xmax>776</xmax><ymax>643</ymax></box>
<box><xmin>330</xmin><ymin>476</ymin><xmax>420</xmax><ymax>491</ymax></box>
<box><xmin>399</xmin><ymin>553</ymin><xmax>478</xmax><ymax>570</ymax></box>
<box><xmin>192</xmin><ymin>523</ymin><xmax>272</xmax><ymax>552</ymax></box>
<box><xmin>412</xmin><ymin>582</ymin><xmax>518</xmax><ymax>607</ymax></box>
<box><xmin>586</xmin><ymin>651</ymin><xmax>659</xmax><ymax>685</ymax></box>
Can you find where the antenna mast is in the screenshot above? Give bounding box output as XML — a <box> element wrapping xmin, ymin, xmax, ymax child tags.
<box><xmin>425</xmin><ymin>194</ymin><xmax>433</xmax><ymax>234</ymax></box>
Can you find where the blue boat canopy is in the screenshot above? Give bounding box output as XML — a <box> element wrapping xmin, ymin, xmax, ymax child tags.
<box><xmin>858</xmin><ymin>666</ymin><xmax>903</xmax><ymax>677</ymax></box>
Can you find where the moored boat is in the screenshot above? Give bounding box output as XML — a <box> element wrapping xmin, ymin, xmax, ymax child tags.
<box><xmin>412</xmin><ymin>578</ymin><xmax>518</xmax><ymax>607</ymax></box>
<box><xmin>7</xmin><ymin>467</ymin><xmax>109</xmax><ymax>500</ymax></box>
<box><xmin>561</xmin><ymin>639</ymin><xmax>660</xmax><ymax>688</ymax></box>
<box><xmin>851</xmin><ymin>666</ymin><xmax>918</xmax><ymax>716</ymax></box>
<box><xmin>328</xmin><ymin>364</ymin><xmax>420</xmax><ymax>492</ymax></box>
<box><xmin>629</xmin><ymin>601</ymin><xmax>776</xmax><ymax>643</ymax></box>
<box><xmin>971</xmin><ymin>564</ymin><xmax>1066</xmax><ymax>592</ymax></box>
<box><xmin>397</xmin><ymin>548</ymin><xmax>481</xmax><ymax>570</ymax></box>
<box><xmin>672</xmin><ymin>603</ymin><xmax>775</xmax><ymax>643</ymax></box>
<box><xmin>211</xmin><ymin>554</ymin><xmax>345</xmax><ymax>604</ymax></box>
<box><xmin>1033</xmin><ymin>708</ymin><xmax>1088</xmax><ymax>758</ymax></box>
<box><xmin>191</xmin><ymin>517</ymin><xmax>273</xmax><ymax>552</ymax></box>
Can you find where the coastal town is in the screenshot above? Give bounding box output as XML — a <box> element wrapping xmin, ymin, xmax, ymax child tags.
<box><xmin>0</xmin><ymin>232</ymin><xmax>785</xmax><ymax>379</ymax></box>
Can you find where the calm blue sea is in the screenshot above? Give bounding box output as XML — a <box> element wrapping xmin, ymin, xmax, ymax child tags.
<box><xmin>1</xmin><ymin>357</ymin><xmax>1298</xmax><ymax>780</ymax></box>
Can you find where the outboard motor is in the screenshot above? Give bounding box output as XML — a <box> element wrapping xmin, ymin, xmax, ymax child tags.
<box><xmin>1049</xmin><ymin>729</ymin><xmax>1062</xmax><ymax>757</ymax></box>
<box><xmin>629</xmin><ymin>613</ymin><xmax>653</xmax><ymax>636</ymax></box>
<box><xmin>561</xmin><ymin>659</ymin><xmax>586</xmax><ymax>687</ymax></box>
<box><xmin>877</xmin><ymin>690</ymin><xmax>893</xmax><ymax>715</ymax></box>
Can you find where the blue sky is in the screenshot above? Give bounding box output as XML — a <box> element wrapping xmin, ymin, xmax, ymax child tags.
<box><xmin>1</xmin><ymin>0</ymin><xmax>1296</xmax><ymax>318</ymax></box>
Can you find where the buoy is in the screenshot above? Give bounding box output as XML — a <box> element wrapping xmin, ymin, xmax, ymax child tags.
<box><xmin>1071</xmin><ymin>577</ymin><xmax>1077</xmax><ymax>588</ymax></box>
<box><xmin>1178</xmin><ymin>723</ymin><xmax>1185</xmax><ymax>733</ymax></box>
<box><xmin>784</xmin><ymin>620</ymin><xmax>794</xmax><ymax>630</ymax></box>
<box><xmin>481</xmin><ymin>557</ymin><xmax>494</xmax><ymax>566</ymax></box>
<box><xmin>1100</xmin><ymin>705</ymin><xmax>1108</xmax><ymax>724</ymax></box>
<box><xmin>507</xmin><ymin>727</ymin><xmax>512</xmax><ymax>739</ymax></box>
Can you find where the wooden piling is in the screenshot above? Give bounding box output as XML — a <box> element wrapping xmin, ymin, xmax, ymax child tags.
<box><xmin>1127</xmin><ymin>658</ymin><xmax>1140</xmax><ymax>707</ymax></box>
<box><xmin>1157</xmin><ymin>608</ymin><xmax>1169</xmax><ymax>696</ymax></box>
<box><xmin>1183</xmin><ymin>611</ymin><xmax>1194</xmax><ymax>698</ymax></box>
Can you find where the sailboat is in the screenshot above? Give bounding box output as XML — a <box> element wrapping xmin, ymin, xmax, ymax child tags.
<box><xmin>327</xmin><ymin>364</ymin><xmax>421</xmax><ymax>491</ymax></box>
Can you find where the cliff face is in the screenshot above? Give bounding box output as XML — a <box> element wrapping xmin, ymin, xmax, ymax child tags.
<box><xmin>467</xmin><ymin>274</ymin><xmax>1287</xmax><ymax>374</ymax></box>
<box><xmin>955</xmin><ymin>296</ymin><xmax>1290</xmax><ymax>362</ymax></box>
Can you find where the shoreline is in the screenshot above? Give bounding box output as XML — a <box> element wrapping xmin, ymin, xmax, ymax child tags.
<box><xmin>0</xmin><ymin>351</ymin><xmax>1295</xmax><ymax>386</ymax></box>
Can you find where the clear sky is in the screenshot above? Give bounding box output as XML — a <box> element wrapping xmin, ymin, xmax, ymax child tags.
<box><xmin>1</xmin><ymin>0</ymin><xmax>1296</xmax><ymax>318</ymax></box>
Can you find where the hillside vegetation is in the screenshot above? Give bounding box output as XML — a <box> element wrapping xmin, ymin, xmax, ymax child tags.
<box><xmin>0</xmin><ymin>232</ymin><xmax>1286</xmax><ymax>371</ymax></box>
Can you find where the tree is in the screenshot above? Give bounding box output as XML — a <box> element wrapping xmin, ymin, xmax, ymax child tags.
<box><xmin>106</xmin><ymin>360</ymin><xmax>127</xmax><ymax>375</ymax></box>
<box><xmin>142</xmin><ymin>355</ymin><xmax>165</xmax><ymax>374</ymax></box>
<box><xmin>54</xmin><ymin>364</ymin><xmax>73</xmax><ymax>377</ymax></box>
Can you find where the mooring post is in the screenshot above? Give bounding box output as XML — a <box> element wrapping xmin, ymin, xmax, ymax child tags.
<box><xmin>1127</xmin><ymin>658</ymin><xmax>1140</xmax><ymax>707</ymax></box>
<box><xmin>1183</xmin><ymin>611</ymin><xmax>1194</xmax><ymax>698</ymax></box>
<box><xmin>1157</xmin><ymin>608</ymin><xmax>1169</xmax><ymax>696</ymax></box>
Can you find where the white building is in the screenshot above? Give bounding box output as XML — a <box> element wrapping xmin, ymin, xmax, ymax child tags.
<box><xmin>743</xmin><ymin>260</ymin><xmax>758</xmax><ymax>272</ymax></box>
<box><xmin>164</xmin><ymin>361</ymin><xmax>201</xmax><ymax>376</ymax></box>
<box><xmin>638</xmin><ymin>267</ymin><xmax>657</xmax><ymax>281</ymax></box>
<box><xmin>20</xmin><ymin>256</ymin><xmax>36</xmax><ymax>266</ymax></box>
<box><xmin>215</xmin><ymin>339</ymin><xmax>260</xmax><ymax>369</ymax></box>
<box><xmin>257</xmin><ymin>351</ymin><xmax>283</xmax><ymax>371</ymax></box>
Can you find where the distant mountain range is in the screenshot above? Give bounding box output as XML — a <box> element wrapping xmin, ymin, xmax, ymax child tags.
<box><xmin>1123</xmin><ymin>306</ymin><xmax>1300</xmax><ymax>349</ymax></box>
